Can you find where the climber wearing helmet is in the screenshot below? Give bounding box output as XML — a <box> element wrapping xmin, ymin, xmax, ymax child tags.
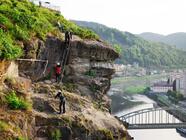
<box><xmin>55</xmin><ymin>90</ymin><xmax>66</xmax><ymax>114</ymax></box>
<box><xmin>55</xmin><ymin>62</ymin><xmax>61</xmax><ymax>83</ymax></box>
<box><xmin>65</xmin><ymin>30</ymin><xmax>73</xmax><ymax>46</ymax></box>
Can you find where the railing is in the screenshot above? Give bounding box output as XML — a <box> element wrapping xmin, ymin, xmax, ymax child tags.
<box><xmin>119</xmin><ymin>107</ymin><xmax>186</xmax><ymax>129</ymax></box>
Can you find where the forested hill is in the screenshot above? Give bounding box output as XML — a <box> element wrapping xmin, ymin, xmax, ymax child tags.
<box><xmin>139</xmin><ymin>32</ymin><xmax>186</xmax><ymax>50</ymax></box>
<box><xmin>72</xmin><ymin>20</ymin><xmax>186</xmax><ymax>68</ymax></box>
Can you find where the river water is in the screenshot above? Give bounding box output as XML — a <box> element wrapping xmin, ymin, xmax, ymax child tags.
<box><xmin>114</xmin><ymin>94</ymin><xmax>186</xmax><ymax>140</ymax></box>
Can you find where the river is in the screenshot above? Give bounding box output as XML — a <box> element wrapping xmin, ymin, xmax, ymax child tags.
<box><xmin>109</xmin><ymin>76</ymin><xmax>186</xmax><ymax>140</ymax></box>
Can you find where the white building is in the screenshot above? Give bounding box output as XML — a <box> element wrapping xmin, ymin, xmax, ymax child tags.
<box><xmin>151</xmin><ymin>81</ymin><xmax>173</xmax><ymax>93</ymax></box>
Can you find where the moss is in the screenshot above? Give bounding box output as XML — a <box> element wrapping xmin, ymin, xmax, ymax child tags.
<box><xmin>48</xmin><ymin>128</ymin><xmax>62</xmax><ymax>140</ymax></box>
<box><xmin>0</xmin><ymin>121</ymin><xmax>9</xmax><ymax>132</ymax></box>
<box><xmin>63</xmin><ymin>83</ymin><xmax>77</xmax><ymax>93</ymax></box>
<box><xmin>0</xmin><ymin>92</ymin><xmax>6</xmax><ymax>106</ymax></box>
<box><xmin>93</xmin><ymin>101</ymin><xmax>103</xmax><ymax>111</ymax></box>
<box><xmin>89</xmin><ymin>84</ymin><xmax>99</xmax><ymax>92</ymax></box>
<box><xmin>61</xmin><ymin>116</ymin><xmax>72</xmax><ymax>126</ymax></box>
<box><xmin>84</xmin><ymin>69</ymin><xmax>96</xmax><ymax>77</ymax></box>
<box><xmin>98</xmin><ymin>129</ymin><xmax>114</xmax><ymax>140</ymax></box>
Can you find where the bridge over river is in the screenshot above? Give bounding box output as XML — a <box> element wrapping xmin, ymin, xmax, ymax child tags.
<box><xmin>119</xmin><ymin>107</ymin><xmax>186</xmax><ymax>129</ymax></box>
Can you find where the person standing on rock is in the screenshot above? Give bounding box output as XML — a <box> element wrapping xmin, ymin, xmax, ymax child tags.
<box><xmin>55</xmin><ymin>62</ymin><xmax>61</xmax><ymax>83</ymax></box>
<box><xmin>55</xmin><ymin>90</ymin><xmax>66</xmax><ymax>114</ymax></box>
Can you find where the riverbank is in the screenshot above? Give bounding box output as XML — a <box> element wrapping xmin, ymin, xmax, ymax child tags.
<box><xmin>109</xmin><ymin>74</ymin><xmax>167</xmax><ymax>113</ymax></box>
<box><xmin>146</xmin><ymin>93</ymin><xmax>186</xmax><ymax>122</ymax></box>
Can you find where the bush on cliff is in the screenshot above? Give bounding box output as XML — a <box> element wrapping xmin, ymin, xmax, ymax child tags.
<box><xmin>6</xmin><ymin>91</ymin><xmax>31</xmax><ymax>110</ymax></box>
<box><xmin>0</xmin><ymin>29</ymin><xmax>22</xmax><ymax>60</ymax></box>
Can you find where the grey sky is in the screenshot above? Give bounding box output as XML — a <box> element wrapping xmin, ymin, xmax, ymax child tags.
<box><xmin>45</xmin><ymin>0</ymin><xmax>186</xmax><ymax>35</ymax></box>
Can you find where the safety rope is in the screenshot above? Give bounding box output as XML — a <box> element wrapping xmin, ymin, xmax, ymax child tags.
<box><xmin>16</xmin><ymin>58</ymin><xmax>48</xmax><ymax>76</ymax></box>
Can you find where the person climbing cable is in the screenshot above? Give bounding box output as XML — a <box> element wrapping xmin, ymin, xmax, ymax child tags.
<box><xmin>39</xmin><ymin>1</ymin><xmax>42</xmax><ymax>7</ymax></box>
<box><xmin>57</xmin><ymin>21</ymin><xmax>63</xmax><ymax>32</ymax></box>
<box><xmin>65</xmin><ymin>30</ymin><xmax>73</xmax><ymax>45</ymax></box>
<box><xmin>55</xmin><ymin>90</ymin><xmax>66</xmax><ymax>114</ymax></box>
<box><xmin>69</xmin><ymin>31</ymin><xmax>72</xmax><ymax>40</ymax></box>
<box><xmin>55</xmin><ymin>62</ymin><xmax>61</xmax><ymax>83</ymax></box>
<box><xmin>65</xmin><ymin>30</ymin><xmax>70</xmax><ymax>45</ymax></box>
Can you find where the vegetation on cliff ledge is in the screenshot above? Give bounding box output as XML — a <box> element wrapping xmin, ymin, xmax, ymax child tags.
<box><xmin>0</xmin><ymin>0</ymin><xmax>99</xmax><ymax>60</ymax></box>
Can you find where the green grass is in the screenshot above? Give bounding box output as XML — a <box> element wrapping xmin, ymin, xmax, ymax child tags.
<box><xmin>0</xmin><ymin>121</ymin><xmax>9</xmax><ymax>132</ymax></box>
<box><xmin>6</xmin><ymin>91</ymin><xmax>31</xmax><ymax>110</ymax></box>
<box><xmin>125</xmin><ymin>85</ymin><xmax>146</xmax><ymax>94</ymax></box>
<box><xmin>112</xmin><ymin>74</ymin><xmax>166</xmax><ymax>85</ymax></box>
<box><xmin>0</xmin><ymin>0</ymin><xmax>99</xmax><ymax>60</ymax></box>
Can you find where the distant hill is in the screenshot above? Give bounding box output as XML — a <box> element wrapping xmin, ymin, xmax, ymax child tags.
<box><xmin>139</xmin><ymin>32</ymin><xmax>186</xmax><ymax>49</ymax></box>
<box><xmin>72</xmin><ymin>20</ymin><xmax>186</xmax><ymax>68</ymax></box>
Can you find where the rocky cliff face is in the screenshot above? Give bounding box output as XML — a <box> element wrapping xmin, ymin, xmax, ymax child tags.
<box><xmin>19</xmin><ymin>35</ymin><xmax>119</xmax><ymax>109</ymax></box>
<box><xmin>0</xmin><ymin>35</ymin><xmax>133</xmax><ymax>140</ymax></box>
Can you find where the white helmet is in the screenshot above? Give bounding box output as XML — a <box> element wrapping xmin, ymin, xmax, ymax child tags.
<box><xmin>58</xmin><ymin>90</ymin><xmax>62</xmax><ymax>93</ymax></box>
<box><xmin>57</xmin><ymin>62</ymin><xmax>60</xmax><ymax>66</ymax></box>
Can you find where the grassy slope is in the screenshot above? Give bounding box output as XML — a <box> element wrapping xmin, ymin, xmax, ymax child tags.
<box><xmin>0</xmin><ymin>0</ymin><xmax>99</xmax><ymax>60</ymax></box>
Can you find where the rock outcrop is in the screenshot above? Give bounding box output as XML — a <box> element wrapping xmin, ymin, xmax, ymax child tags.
<box><xmin>0</xmin><ymin>34</ymin><xmax>133</xmax><ymax>140</ymax></box>
<box><xmin>19</xmin><ymin>35</ymin><xmax>119</xmax><ymax>109</ymax></box>
<box><xmin>31</xmin><ymin>82</ymin><xmax>128</xmax><ymax>140</ymax></box>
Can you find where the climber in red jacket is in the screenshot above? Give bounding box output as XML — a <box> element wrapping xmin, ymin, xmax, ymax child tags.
<box><xmin>55</xmin><ymin>62</ymin><xmax>61</xmax><ymax>83</ymax></box>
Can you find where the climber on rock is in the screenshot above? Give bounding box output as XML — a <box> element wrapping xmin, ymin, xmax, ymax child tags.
<box><xmin>65</xmin><ymin>30</ymin><xmax>72</xmax><ymax>46</ymax></box>
<box><xmin>55</xmin><ymin>90</ymin><xmax>66</xmax><ymax>114</ymax></box>
<box><xmin>57</xmin><ymin>21</ymin><xmax>63</xmax><ymax>32</ymax></box>
<box><xmin>55</xmin><ymin>62</ymin><xmax>61</xmax><ymax>83</ymax></box>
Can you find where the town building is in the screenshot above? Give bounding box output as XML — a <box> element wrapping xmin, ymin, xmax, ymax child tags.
<box><xmin>150</xmin><ymin>81</ymin><xmax>173</xmax><ymax>93</ymax></box>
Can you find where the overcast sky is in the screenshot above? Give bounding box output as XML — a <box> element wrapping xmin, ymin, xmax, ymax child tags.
<box><xmin>45</xmin><ymin>0</ymin><xmax>186</xmax><ymax>35</ymax></box>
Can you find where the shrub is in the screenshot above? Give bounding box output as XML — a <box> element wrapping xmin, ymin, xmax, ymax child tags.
<box><xmin>49</xmin><ymin>129</ymin><xmax>62</xmax><ymax>140</ymax></box>
<box><xmin>5</xmin><ymin>91</ymin><xmax>30</xmax><ymax>110</ymax></box>
<box><xmin>113</xmin><ymin>44</ymin><xmax>122</xmax><ymax>54</ymax></box>
<box><xmin>0</xmin><ymin>29</ymin><xmax>22</xmax><ymax>59</ymax></box>
<box><xmin>84</xmin><ymin>70</ymin><xmax>96</xmax><ymax>77</ymax></box>
<box><xmin>89</xmin><ymin>84</ymin><xmax>99</xmax><ymax>92</ymax></box>
<box><xmin>12</xmin><ymin>25</ymin><xmax>29</xmax><ymax>41</ymax></box>
<box><xmin>0</xmin><ymin>13</ymin><xmax>13</xmax><ymax>29</ymax></box>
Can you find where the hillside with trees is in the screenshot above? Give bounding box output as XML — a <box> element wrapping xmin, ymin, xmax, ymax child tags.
<box><xmin>139</xmin><ymin>32</ymin><xmax>186</xmax><ymax>50</ymax></box>
<box><xmin>72</xmin><ymin>20</ymin><xmax>186</xmax><ymax>68</ymax></box>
